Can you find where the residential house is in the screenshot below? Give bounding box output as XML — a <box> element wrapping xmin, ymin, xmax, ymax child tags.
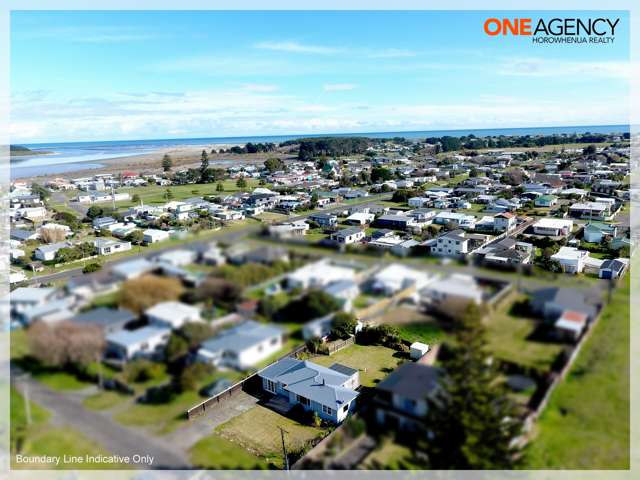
<box><xmin>146</xmin><ymin>301</ymin><xmax>201</xmax><ymax>329</ymax></box>
<box><xmin>569</xmin><ymin>202</ymin><xmax>612</xmax><ymax>221</ymax></box>
<box><xmin>69</xmin><ymin>307</ymin><xmax>137</xmax><ymax>334</ymax></box>
<box><xmin>308</xmin><ymin>213</ymin><xmax>338</xmax><ymax>228</ymax></box>
<box><xmin>375</xmin><ymin>363</ymin><xmax>440</xmax><ymax>433</ymax></box>
<box><xmin>583</xmin><ymin>222</ymin><xmax>618</xmax><ymax>243</ymax></box>
<box><xmin>532</xmin><ymin>218</ymin><xmax>573</xmax><ymax>237</ymax></box>
<box><xmin>286</xmin><ymin>260</ymin><xmax>357</xmax><ymax>290</ymax></box>
<box><xmin>534</xmin><ymin>195</ymin><xmax>558</xmax><ymax>208</ymax></box>
<box><xmin>599</xmin><ymin>258</ymin><xmax>628</xmax><ymax>279</ymax></box>
<box><xmin>432</xmin><ymin>212</ymin><xmax>476</xmax><ymax>230</ymax></box>
<box><xmin>111</xmin><ymin>258</ymin><xmax>156</xmax><ymax>280</ymax></box>
<box><xmin>494</xmin><ymin>212</ymin><xmax>517</xmax><ymax>232</ymax></box>
<box><xmin>330</xmin><ymin>227</ymin><xmax>365</xmax><ymax>245</ymax></box>
<box><xmin>551</xmin><ymin>247</ymin><xmax>590</xmax><ymax>274</ymax></box>
<box><xmin>419</xmin><ymin>274</ymin><xmax>484</xmax><ymax>320</ymax></box>
<box><xmin>553</xmin><ymin>310</ymin><xmax>588</xmax><ymax>343</ymax></box>
<box><xmin>143</xmin><ymin>229</ymin><xmax>170</xmax><ymax>244</ymax></box>
<box><xmin>530</xmin><ymin>287</ymin><xmax>599</xmax><ymax>322</ymax></box>
<box><xmin>345</xmin><ymin>212</ymin><xmax>375</xmax><ymax>226</ymax></box>
<box><xmin>10</xmin><ymin>287</ymin><xmax>58</xmax><ymax>321</ymax></box>
<box><xmin>154</xmin><ymin>249</ymin><xmax>197</xmax><ymax>267</ymax></box>
<box><xmin>196</xmin><ymin>320</ymin><xmax>284</xmax><ymax>370</ymax></box>
<box><xmin>34</xmin><ymin>241</ymin><xmax>72</xmax><ymax>262</ymax></box>
<box><xmin>258</xmin><ymin>357</ymin><xmax>359</xmax><ymax>424</ymax></box>
<box><xmin>105</xmin><ymin>326</ymin><xmax>172</xmax><ymax>361</ymax></box>
<box><xmin>374</xmin><ymin>214</ymin><xmax>418</xmax><ymax>231</ymax></box>
<box><xmin>369</xmin><ymin>263</ymin><xmax>434</xmax><ymax>296</ymax></box>
<box><xmin>94</xmin><ymin>238</ymin><xmax>132</xmax><ymax>256</ymax></box>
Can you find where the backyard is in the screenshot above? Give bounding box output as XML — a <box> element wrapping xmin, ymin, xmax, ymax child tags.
<box><xmin>485</xmin><ymin>295</ymin><xmax>566</xmax><ymax>371</ymax></box>
<box><xmin>525</xmin><ymin>275</ymin><xmax>630</xmax><ymax>468</ymax></box>
<box><xmin>310</xmin><ymin>344</ymin><xmax>403</xmax><ymax>388</ymax></box>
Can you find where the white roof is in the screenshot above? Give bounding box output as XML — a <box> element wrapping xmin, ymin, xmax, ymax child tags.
<box><xmin>422</xmin><ymin>274</ymin><xmax>482</xmax><ymax>299</ymax></box>
<box><xmin>372</xmin><ymin>264</ymin><xmax>434</xmax><ymax>292</ymax></box>
<box><xmin>551</xmin><ymin>247</ymin><xmax>588</xmax><ymax>261</ymax></box>
<box><xmin>287</xmin><ymin>260</ymin><xmax>356</xmax><ymax>285</ymax></box>
<box><xmin>534</xmin><ymin>218</ymin><xmax>573</xmax><ymax>229</ymax></box>
<box><xmin>410</xmin><ymin>342</ymin><xmax>430</xmax><ymax>352</ymax></box>
<box><xmin>11</xmin><ymin>287</ymin><xmax>56</xmax><ymax>303</ymax></box>
<box><xmin>146</xmin><ymin>301</ymin><xmax>200</xmax><ymax>321</ymax></box>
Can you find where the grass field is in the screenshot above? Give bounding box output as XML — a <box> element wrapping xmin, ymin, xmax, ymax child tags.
<box><xmin>525</xmin><ymin>275</ymin><xmax>630</xmax><ymax>469</ymax></box>
<box><xmin>190</xmin><ymin>433</ymin><xmax>269</xmax><ymax>469</ymax></box>
<box><xmin>215</xmin><ymin>404</ymin><xmax>325</xmax><ymax>468</ymax></box>
<box><xmin>311</xmin><ymin>344</ymin><xmax>402</xmax><ymax>387</ymax></box>
<box><xmin>83</xmin><ymin>390</ymin><xmax>130</xmax><ymax>411</ymax></box>
<box><xmin>485</xmin><ymin>295</ymin><xmax>565</xmax><ymax>371</ymax></box>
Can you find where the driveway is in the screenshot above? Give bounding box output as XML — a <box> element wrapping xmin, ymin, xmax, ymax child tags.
<box><xmin>164</xmin><ymin>390</ymin><xmax>259</xmax><ymax>448</ymax></box>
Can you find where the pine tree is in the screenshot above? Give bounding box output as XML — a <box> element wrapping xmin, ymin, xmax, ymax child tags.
<box><xmin>236</xmin><ymin>177</ymin><xmax>247</xmax><ymax>190</ymax></box>
<box><xmin>419</xmin><ymin>303</ymin><xmax>523</xmax><ymax>469</ymax></box>
<box><xmin>216</xmin><ymin>182</ymin><xmax>224</xmax><ymax>192</ymax></box>
<box><xmin>162</xmin><ymin>154</ymin><xmax>173</xmax><ymax>172</ymax></box>
<box><xmin>199</xmin><ymin>150</ymin><xmax>210</xmax><ymax>183</ymax></box>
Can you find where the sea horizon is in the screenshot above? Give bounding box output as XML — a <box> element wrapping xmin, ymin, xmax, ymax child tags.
<box><xmin>11</xmin><ymin>123</ymin><xmax>630</xmax><ymax>179</ymax></box>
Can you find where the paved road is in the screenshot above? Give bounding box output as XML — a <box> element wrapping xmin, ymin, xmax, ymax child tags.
<box><xmin>14</xmin><ymin>377</ymin><xmax>191</xmax><ymax>469</ymax></box>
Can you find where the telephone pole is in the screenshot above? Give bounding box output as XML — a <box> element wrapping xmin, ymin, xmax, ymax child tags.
<box><xmin>278</xmin><ymin>426</ymin><xmax>289</xmax><ymax>471</ymax></box>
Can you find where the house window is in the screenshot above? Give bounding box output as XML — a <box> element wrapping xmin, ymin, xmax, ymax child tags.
<box><xmin>322</xmin><ymin>404</ymin><xmax>333</xmax><ymax>415</ymax></box>
<box><xmin>270</xmin><ymin>337</ymin><xmax>278</xmax><ymax>345</ymax></box>
<box><xmin>265</xmin><ymin>379</ymin><xmax>276</xmax><ymax>392</ymax></box>
<box><xmin>297</xmin><ymin>395</ymin><xmax>310</xmax><ymax>406</ymax></box>
<box><xmin>403</xmin><ymin>398</ymin><xmax>417</xmax><ymax>412</ymax></box>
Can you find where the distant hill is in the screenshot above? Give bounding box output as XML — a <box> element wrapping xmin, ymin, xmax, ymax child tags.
<box><xmin>10</xmin><ymin>144</ymin><xmax>50</xmax><ymax>158</ymax></box>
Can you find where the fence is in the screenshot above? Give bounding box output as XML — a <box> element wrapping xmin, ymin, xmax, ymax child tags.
<box><xmin>324</xmin><ymin>336</ymin><xmax>356</xmax><ymax>355</ymax></box>
<box><xmin>186</xmin><ymin>343</ymin><xmax>308</xmax><ymax>420</ymax></box>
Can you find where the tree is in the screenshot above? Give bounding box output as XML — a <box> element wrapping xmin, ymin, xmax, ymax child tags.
<box><xmin>27</xmin><ymin>321</ymin><xmax>105</xmax><ymax>369</ymax></box>
<box><xmin>53</xmin><ymin>211</ymin><xmax>81</xmax><ymax>231</ymax></box>
<box><xmin>39</xmin><ymin>226</ymin><xmax>67</xmax><ymax>244</ymax></box>
<box><xmin>236</xmin><ymin>177</ymin><xmax>247</xmax><ymax>190</ymax></box>
<box><xmin>264</xmin><ymin>157</ymin><xmax>285</xmax><ymax>173</ymax></box>
<box><xmin>330</xmin><ymin>312</ymin><xmax>358</xmax><ymax>340</ymax></box>
<box><xmin>276</xmin><ymin>290</ymin><xmax>341</xmax><ymax>323</ymax></box>
<box><xmin>583</xmin><ymin>144</ymin><xmax>597</xmax><ymax>155</ymax></box>
<box><xmin>162</xmin><ymin>154</ymin><xmax>173</xmax><ymax>172</ymax></box>
<box><xmin>165</xmin><ymin>333</ymin><xmax>189</xmax><ymax>363</ymax></box>
<box><xmin>190</xmin><ymin>277</ymin><xmax>242</xmax><ymax>310</ymax></box>
<box><xmin>371</xmin><ymin>167</ymin><xmax>393</xmax><ymax>183</ymax></box>
<box><xmin>164</xmin><ymin>188</ymin><xmax>174</xmax><ymax>200</ymax></box>
<box><xmin>177</xmin><ymin>363</ymin><xmax>213</xmax><ymax>392</ymax></box>
<box><xmin>199</xmin><ymin>150</ymin><xmax>210</xmax><ymax>183</ymax></box>
<box><xmin>418</xmin><ymin>304</ymin><xmax>523</xmax><ymax>469</ymax></box>
<box><xmin>86</xmin><ymin>206</ymin><xmax>105</xmax><ymax>220</ymax></box>
<box><xmin>131</xmin><ymin>193</ymin><xmax>141</xmax><ymax>203</ymax></box>
<box><xmin>178</xmin><ymin>322</ymin><xmax>215</xmax><ymax>349</ymax></box>
<box><xmin>118</xmin><ymin>275</ymin><xmax>184</xmax><ymax>314</ymax></box>
<box><xmin>31</xmin><ymin>183</ymin><xmax>51</xmax><ymax>201</ymax></box>
<box><xmin>125</xmin><ymin>230</ymin><xmax>145</xmax><ymax>245</ymax></box>
<box><xmin>216</xmin><ymin>182</ymin><xmax>224</xmax><ymax>192</ymax></box>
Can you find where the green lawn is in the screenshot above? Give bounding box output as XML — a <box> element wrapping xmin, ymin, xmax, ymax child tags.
<box><xmin>216</xmin><ymin>404</ymin><xmax>326</xmax><ymax>468</ymax></box>
<box><xmin>525</xmin><ymin>276</ymin><xmax>630</xmax><ymax>469</ymax></box>
<box><xmin>361</xmin><ymin>439</ymin><xmax>420</xmax><ymax>470</ymax></box>
<box><xmin>395</xmin><ymin>322</ymin><xmax>445</xmax><ymax>345</ymax></box>
<box><xmin>311</xmin><ymin>344</ymin><xmax>402</xmax><ymax>387</ymax></box>
<box><xmin>189</xmin><ymin>433</ymin><xmax>269</xmax><ymax>469</ymax></box>
<box><xmin>114</xmin><ymin>389</ymin><xmax>200</xmax><ymax>434</ymax></box>
<box><xmin>83</xmin><ymin>390</ymin><xmax>130</xmax><ymax>411</ymax></box>
<box><xmin>36</xmin><ymin>371</ymin><xmax>94</xmax><ymax>391</ymax></box>
<box><xmin>485</xmin><ymin>296</ymin><xmax>565</xmax><ymax>371</ymax></box>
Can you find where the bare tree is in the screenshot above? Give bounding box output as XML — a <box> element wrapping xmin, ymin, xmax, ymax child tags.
<box><xmin>39</xmin><ymin>227</ymin><xmax>66</xmax><ymax>244</ymax></box>
<box><xmin>27</xmin><ymin>321</ymin><xmax>105</xmax><ymax>368</ymax></box>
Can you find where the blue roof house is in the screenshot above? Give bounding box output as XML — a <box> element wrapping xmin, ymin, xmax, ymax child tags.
<box><xmin>258</xmin><ymin>357</ymin><xmax>359</xmax><ymax>423</ymax></box>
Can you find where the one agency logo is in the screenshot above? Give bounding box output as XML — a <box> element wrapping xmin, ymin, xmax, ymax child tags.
<box><xmin>483</xmin><ymin>17</ymin><xmax>619</xmax><ymax>44</ymax></box>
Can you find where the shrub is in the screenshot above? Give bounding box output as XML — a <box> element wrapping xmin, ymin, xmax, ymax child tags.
<box><xmin>330</xmin><ymin>312</ymin><xmax>357</xmax><ymax>340</ymax></box>
<box><xmin>177</xmin><ymin>362</ymin><xmax>213</xmax><ymax>392</ymax></box>
<box><xmin>82</xmin><ymin>262</ymin><xmax>102</xmax><ymax>274</ymax></box>
<box><xmin>118</xmin><ymin>275</ymin><xmax>184</xmax><ymax>314</ymax></box>
<box><xmin>122</xmin><ymin>359</ymin><xmax>165</xmax><ymax>384</ymax></box>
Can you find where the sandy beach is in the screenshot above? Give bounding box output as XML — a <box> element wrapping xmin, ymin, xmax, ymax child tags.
<box><xmin>19</xmin><ymin>143</ymin><xmax>297</xmax><ymax>183</ymax></box>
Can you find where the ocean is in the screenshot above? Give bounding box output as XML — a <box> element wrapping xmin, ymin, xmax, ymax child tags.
<box><xmin>12</xmin><ymin>124</ymin><xmax>629</xmax><ymax>179</ymax></box>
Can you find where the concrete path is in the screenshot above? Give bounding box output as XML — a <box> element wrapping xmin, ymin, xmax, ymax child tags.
<box><xmin>15</xmin><ymin>378</ymin><xmax>191</xmax><ymax>469</ymax></box>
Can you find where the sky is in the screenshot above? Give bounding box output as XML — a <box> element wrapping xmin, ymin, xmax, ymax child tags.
<box><xmin>10</xmin><ymin>10</ymin><xmax>631</xmax><ymax>143</ymax></box>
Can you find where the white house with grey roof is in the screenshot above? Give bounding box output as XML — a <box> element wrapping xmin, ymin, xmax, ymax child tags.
<box><xmin>146</xmin><ymin>301</ymin><xmax>201</xmax><ymax>329</ymax></box>
<box><xmin>196</xmin><ymin>320</ymin><xmax>284</xmax><ymax>370</ymax></box>
<box><xmin>258</xmin><ymin>357</ymin><xmax>359</xmax><ymax>423</ymax></box>
<box><xmin>106</xmin><ymin>325</ymin><xmax>172</xmax><ymax>361</ymax></box>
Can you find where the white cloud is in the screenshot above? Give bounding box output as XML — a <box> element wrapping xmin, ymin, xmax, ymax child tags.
<box><xmin>323</xmin><ymin>83</ymin><xmax>358</xmax><ymax>92</ymax></box>
<box><xmin>254</xmin><ymin>41</ymin><xmax>342</xmax><ymax>55</ymax></box>
<box><xmin>367</xmin><ymin>48</ymin><xmax>416</xmax><ymax>58</ymax></box>
<box><xmin>497</xmin><ymin>57</ymin><xmax>636</xmax><ymax>80</ymax></box>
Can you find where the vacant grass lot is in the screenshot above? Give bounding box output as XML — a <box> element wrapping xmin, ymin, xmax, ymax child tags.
<box><xmin>83</xmin><ymin>390</ymin><xmax>130</xmax><ymax>411</ymax></box>
<box><xmin>311</xmin><ymin>344</ymin><xmax>402</xmax><ymax>387</ymax></box>
<box><xmin>485</xmin><ymin>295</ymin><xmax>565</xmax><ymax>371</ymax></box>
<box><xmin>525</xmin><ymin>276</ymin><xmax>630</xmax><ymax>469</ymax></box>
<box><xmin>376</xmin><ymin>306</ymin><xmax>446</xmax><ymax>345</ymax></box>
<box><xmin>215</xmin><ymin>405</ymin><xmax>325</xmax><ymax>468</ymax></box>
<box><xmin>190</xmin><ymin>433</ymin><xmax>269</xmax><ymax>469</ymax></box>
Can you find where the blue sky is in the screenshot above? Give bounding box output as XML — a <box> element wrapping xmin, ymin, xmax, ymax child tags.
<box><xmin>11</xmin><ymin>10</ymin><xmax>630</xmax><ymax>142</ymax></box>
